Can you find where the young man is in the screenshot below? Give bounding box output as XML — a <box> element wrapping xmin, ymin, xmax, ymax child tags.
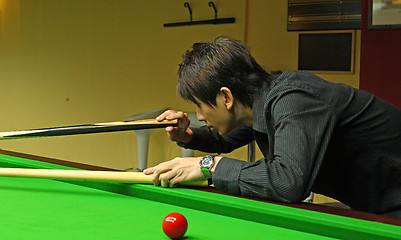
<box><xmin>144</xmin><ymin>37</ymin><xmax>401</xmax><ymax>217</ymax></box>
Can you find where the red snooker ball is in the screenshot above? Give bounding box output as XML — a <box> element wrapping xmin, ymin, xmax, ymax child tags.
<box><xmin>162</xmin><ymin>212</ymin><xmax>188</xmax><ymax>239</ymax></box>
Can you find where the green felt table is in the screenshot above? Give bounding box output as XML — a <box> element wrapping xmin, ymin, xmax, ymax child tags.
<box><xmin>0</xmin><ymin>150</ymin><xmax>400</xmax><ymax>240</ymax></box>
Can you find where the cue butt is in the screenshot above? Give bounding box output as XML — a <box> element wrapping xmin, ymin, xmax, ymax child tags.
<box><xmin>0</xmin><ymin>119</ymin><xmax>178</xmax><ymax>140</ymax></box>
<box><xmin>0</xmin><ymin>168</ymin><xmax>209</xmax><ymax>187</ymax></box>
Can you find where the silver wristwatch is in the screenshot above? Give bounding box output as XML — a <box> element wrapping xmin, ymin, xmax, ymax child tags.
<box><xmin>199</xmin><ymin>155</ymin><xmax>214</xmax><ymax>178</ymax></box>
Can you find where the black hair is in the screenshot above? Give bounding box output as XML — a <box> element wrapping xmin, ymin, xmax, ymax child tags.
<box><xmin>177</xmin><ymin>36</ymin><xmax>270</xmax><ymax>108</ymax></box>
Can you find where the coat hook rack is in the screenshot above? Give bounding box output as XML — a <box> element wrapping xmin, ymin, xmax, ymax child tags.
<box><xmin>163</xmin><ymin>1</ymin><xmax>235</xmax><ymax>27</ymax></box>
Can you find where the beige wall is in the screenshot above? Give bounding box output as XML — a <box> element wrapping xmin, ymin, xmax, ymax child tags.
<box><xmin>246</xmin><ymin>1</ymin><xmax>360</xmax><ymax>88</ymax></box>
<box><xmin>0</xmin><ymin>0</ymin><xmax>360</xmax><ymax>173</ymax></box>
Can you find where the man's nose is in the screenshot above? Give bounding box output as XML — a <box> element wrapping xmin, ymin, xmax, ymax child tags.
<box><xmin>196</xmin><ymin>109</ymin><xmax>206</xmax><ymax>121</ymax></box>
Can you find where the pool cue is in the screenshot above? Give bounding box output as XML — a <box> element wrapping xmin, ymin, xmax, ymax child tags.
<box><xmin>0</xmin><ymin>168</ymin><xmax>209</xmax><ymax>187</ymax></box>
<box><xmin>0</xmin><ymin>119</ymin><xmax>178</xmax><ymax>140</ymax></box>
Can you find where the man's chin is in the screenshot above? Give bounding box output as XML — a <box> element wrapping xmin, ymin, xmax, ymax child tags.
<box><xmin>217</xmin><ymin>128</ymin><xmax>231</xmax><ymax>136</ymax></box>
<box><xmin>209</xmin><ymin>126</ymin><xmax>232</xmax><ymax>136</ymax></box>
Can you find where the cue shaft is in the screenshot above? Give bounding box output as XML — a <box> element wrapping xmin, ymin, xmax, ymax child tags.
<box><xmin>0</xmin><ymin>119</ymin><xmax>178</xmax><ymax>140</ymax></box>
<box><xmin>0</xmin><ymin>168</ymin><xmax>208</xmax><ymax>187</ymax></box>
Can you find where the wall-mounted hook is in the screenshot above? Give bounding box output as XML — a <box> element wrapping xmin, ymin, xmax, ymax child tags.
<box><xmin>184</xmin><ymin>2</ymin><xmax>193</xmax><ymax>22</ymax></box>
<box><xmin>208</xmin><ymin>2</ymin><xmax>217</xmax><ymax>20</ymax></box>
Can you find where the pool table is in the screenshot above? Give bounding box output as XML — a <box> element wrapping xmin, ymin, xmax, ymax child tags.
<box><xmin>0</xmin><ymin>149</ymin><xmax>400</xmax><ymax>240</ymax></box>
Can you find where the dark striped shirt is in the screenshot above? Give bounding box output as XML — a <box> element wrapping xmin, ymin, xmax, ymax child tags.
<box><xmin>182</xmin><ymin>71</ymin><xmax>401</xmax><ymax>213</ymax></box>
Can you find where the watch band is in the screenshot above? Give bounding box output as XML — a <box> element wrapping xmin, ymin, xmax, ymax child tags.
<box><xmin>200</xmin><ymin>167</ymin><xmax>212</xmax><ymax>178</ymax></box>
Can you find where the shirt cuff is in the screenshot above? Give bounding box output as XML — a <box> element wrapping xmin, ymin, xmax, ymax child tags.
<box><xmin>212</xmin><ymin>157</ymin><xmax>245</xmax><ymax>195</ymax></box>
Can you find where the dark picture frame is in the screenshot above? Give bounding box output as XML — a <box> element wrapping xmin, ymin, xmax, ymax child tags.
<box><xmin>368</xmin><ymin>0</ymin><xmax>401</xmax><ymax>29</ymax></box>
<box><xmin>297</xmin><ymin>30</ymin><xmax>355</xmax><ymax>74</ymax></box>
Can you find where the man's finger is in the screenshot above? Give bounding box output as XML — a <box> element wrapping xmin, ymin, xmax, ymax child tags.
<box><xmin>160</xmin><ymin>170</ymin><xmax>177</xmax><ymax>188</ymax></box>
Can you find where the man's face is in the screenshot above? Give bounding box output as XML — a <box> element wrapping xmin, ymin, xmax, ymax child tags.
<box><xmin>195</xmin><ymin>94</ymin><xmax>236</xmax><ymax>135</ymax></box>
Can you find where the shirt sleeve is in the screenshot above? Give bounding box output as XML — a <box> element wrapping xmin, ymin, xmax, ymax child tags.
<box><xmin>177</xmin><ymin>125</ymin><xmax>254</xmax><ymax>154</ymax></box>
<box><xmin>213</xmin><ymin>88</ymin><xmax>335</xmax><ymax>203</ymax></box>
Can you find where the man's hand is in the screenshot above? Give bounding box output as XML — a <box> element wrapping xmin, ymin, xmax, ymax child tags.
<box><xmin>143</xmin><ymin>157</ymin><xmax>205</xmax><ymax>187</ymax></box>
<box><xmin>156</xmin><ymin>110</ymin><xmax>194</xmax><ymax>144</ymax></box>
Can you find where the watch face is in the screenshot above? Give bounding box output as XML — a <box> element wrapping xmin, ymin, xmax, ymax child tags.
<box><xmin>201</xmin><ymin>156</ymin><xmax>213</xmax><ymax>168</ymax></box>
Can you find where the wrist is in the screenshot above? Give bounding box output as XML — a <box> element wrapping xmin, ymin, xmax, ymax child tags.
<box><xmin>199</xmin><ymin>155</ymin><xmax>222</xmax><ymax>178</ymax></box>
<box><xmin>209</xmin><ymin>156</ymin><xmax>221</xmax><ymax>174</ymax></box>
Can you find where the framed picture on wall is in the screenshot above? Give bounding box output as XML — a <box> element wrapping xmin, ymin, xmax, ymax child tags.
<box><xmin>368</xmin><ymin>0</ymin><xmax>401</xmax><ymax>29</ymax></box>
<box><xmin>297</xmin><ymin>30</ymin><xmax>355</xmax><ymax>74</ymax></box>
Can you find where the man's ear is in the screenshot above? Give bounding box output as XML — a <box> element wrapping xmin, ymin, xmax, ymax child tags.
<box><xmin>220</xmin><ymin>87</ymin><xmax>234</xmax><ymax>110</ymax></box>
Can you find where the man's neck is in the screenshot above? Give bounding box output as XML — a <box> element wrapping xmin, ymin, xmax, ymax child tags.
<box><xmin>234</xmin><ymin>104</ymin><xmax>253</xmax><ymax>127</ymax></box>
